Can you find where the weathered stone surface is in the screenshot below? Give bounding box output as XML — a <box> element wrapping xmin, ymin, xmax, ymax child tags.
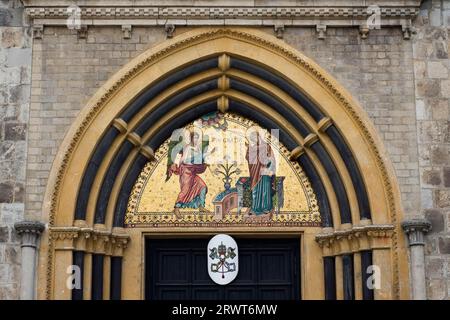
<box><xmin>425</xmin><ymin>257</ymin><xmax>445</xmax><ymax>278</ymax></box>
<box><xmin>422</xmin><ymin>169</ymin><xmax>442</xmax><ymax>186</ymax></box>
<box><xmin>4</xmin><ymin>123</ymin><xmax>26</xmax><ymax>141</ymax></box>
<box><xmin>438</xmin><ymin>237</ymin><xmax>450</xmax><ymax>254</ymax></box>
<box><xmin>435</xmin><ymin>190</ymin><xmax>450</xmax><ymax>208</ymax></box>
<box><xmin>0</xmin><ymin>227</ymin><xmax>8</xmax><ymax>242</ymax></box>
<box><xmin>427</xmin><ymin>279</ymin><xmax>447</xmax><ymax>300</ymax></box>
<box><xmin>425</xmin><ymin>209</ymin><xmax>445</xmax><ymax>233</ymax></box>
<box><xmin>0</xmin><ymin>283</ymin><xmax>19</xmax><ymax>300</ymax></box>
<box><xmin>4</xmin><ymin>246</ymin><xmax>19</xmax><ymax>265</ymax></box>
<box><xmin>0</xmin><ymin>183</ymin><xmax>14</xmax><ymax>203</ymax></box>
<box><xmin>0</xmin><ymin>203</ymin><xmax>23</xmax><ymax>224</ymax></box>
<box><xmin>417</xmin><ymin>79</ymin><xmax>441</xmax><ymax>97</ymax></box>
<box><xmin>444</xmin><ymin>168</ymin><xmax>450</xmax><ymax>187</ymax></box>
<box><xmin>1</xmin><ymin>28</ymin><xmax>23</xmax><ymax>48</ymax></box>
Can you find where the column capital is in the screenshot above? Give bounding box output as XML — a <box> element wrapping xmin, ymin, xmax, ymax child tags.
<box><xmin>14</xmin><ymin>220</ymin><xmax>46</xmax><ymax>248</ymax></box>
<box><xmin>401</xmin><ymin>219</ymin><xmax>431</xmax><ymax>246</ymax></box>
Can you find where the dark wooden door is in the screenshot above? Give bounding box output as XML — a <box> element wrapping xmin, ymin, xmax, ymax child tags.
<box><xmin>145</xmin><ymin>237</ymin><xmax>300</xmax><ymax>300</ymax></box>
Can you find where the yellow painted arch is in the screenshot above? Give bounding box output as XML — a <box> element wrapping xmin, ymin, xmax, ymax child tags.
<box><xmin>39</xmin><ymin>28</ymin><xmax>408</xmax><ymax>300</ymax></box>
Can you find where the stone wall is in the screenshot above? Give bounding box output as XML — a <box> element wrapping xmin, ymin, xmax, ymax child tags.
<box><xmin>283</xmin><ymin>26</ymin><xmax>421</xmax><ymax>218</ymax></box>
<box><xmin>0</xmin><ymin>0</ymin><xmax>31</xmax><ymax>300</ymax></box>
<box><xmin>0</xmin><ymin>0</ymin><xmax>448</xmax><ymax>300</ymax></box>
<box><xmin>413</xmin><ymin>0</ymin><xmax>450</xmax><ymax>300</ymax></box>
<box><xmin>26</xmin><ymin>26</ymin><xmax>166</xmax><ymax>219</ymax></box>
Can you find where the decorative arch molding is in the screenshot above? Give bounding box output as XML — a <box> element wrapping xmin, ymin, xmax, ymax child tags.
<box><xmin>39</xmin><ymin>28</ymin><xmax>409</xmax><ymax>300</ymax></box>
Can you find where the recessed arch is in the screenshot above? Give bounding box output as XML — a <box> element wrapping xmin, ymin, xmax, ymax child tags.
<box><xmin>40</xmin><ymin>28</ymin><xmax>408</xmax><ymax>300</ymax></box>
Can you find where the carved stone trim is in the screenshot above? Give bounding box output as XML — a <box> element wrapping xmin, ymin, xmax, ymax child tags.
<box><xmin>23</xmin><ymin>2</ymin><xmax>420</xmax><ymax>32</ymax></box>
<box><xmin>316</xmin><ymin>224</ymin><xmax>395</xmax><ymax>255</ymax></box>
<box><xmin>32</xmin><ymin>25</ymin><xmax>43</xmax><ymax>39</ymax></box>
<box><xmin>24</xmin><ymin>5</ymin><xmax>420</xmax><ymax>20</ymax></box>
<box><xmin>49</xmin><ymin>226</ymin><xmax>130</xmax><ymax>256</ymax></box>
<box><xmin>402</xmin><ymin>219</ymin><xmax>431</xmax><ymax>246</ymax></box>
<box><xmin>316</xmin><ymin>25</ymin><xmax>327</xmax><ymax>40</ymax></box>
<box><xmin>122</xmin><ymin>24</ymin><xmax>132</xmax><ymax>39</ymax></box>
<box><xmin>14</xmin><ymin>221</ymin><xmax>46</xmax><ymax>248</ymax></box>
<box><xmin>274</xmin><ymin>24</ymin><xmax>285</xmax><ymax>39</ymax></box>
<box><xmin>164</xmin><ymin>23</ymin><xmax>175</xmax><ymax>38</ymax></box>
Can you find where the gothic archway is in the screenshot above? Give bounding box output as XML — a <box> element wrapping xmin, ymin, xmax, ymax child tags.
<box><xmin>38</xmin><ymin>28</ymin><xmax>409</xmax><ymax>300</ymax></box>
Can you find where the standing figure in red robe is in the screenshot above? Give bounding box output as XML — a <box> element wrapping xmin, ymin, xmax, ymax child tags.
<box><xmin>166</xmin><ymin>130</ymin><xmax>209</xmax><ymax>218</ymax></box>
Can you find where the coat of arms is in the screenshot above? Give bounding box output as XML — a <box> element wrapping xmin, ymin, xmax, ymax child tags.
<box><xmin>207</xmin><ymin>234</ymin><xmax>239</xmax><ymax>285</ymax></box>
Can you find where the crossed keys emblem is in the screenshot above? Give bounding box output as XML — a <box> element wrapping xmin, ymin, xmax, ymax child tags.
<box><xmin>209</xmin><ymin>242</ymin><xmax>237</xmax><ymax>279</ymax></box>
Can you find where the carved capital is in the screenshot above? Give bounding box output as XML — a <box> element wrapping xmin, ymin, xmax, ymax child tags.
<box><xmin>316</xmin><ymin>25</ymin><xmax>327</xmax><ymax>40</ymax></box>
<box><xmin>110</xmin><ymin>232</ymin><xmax>131</xmax><ymax>257</ymax></box>
<box><xmin>165</xmin><ymin>24</ymin><xmax>175</xmax><ymax>38</ymax></box>
<box><xmin>14</xmin><ymin>221</ymin><xmax>46</xmax><ymax>249</ymax></box>
<box><xmin>49</xmin><ymin>227</ymin><xmax>79</xmax><ymax>250</ymax></box>
<box><xmin>315</xmin><ymin>224</ymin><xmax>395</xmax><ymax>255</ymax></box>
<box><xmin>402</xmin><ymin>219</ymin><xmax>431</xmax><ymax>246</ymax></box>
<box><xmin>32</xmin><ymin>25</ymin><xmax>43</xmax><ymax>39</ymax></box>
<box><xmin>122</xmin><ymin>25</ymin><xmax>132</xmax><ymax>39</ymax></box>
<box><xmin>274</xmin><ymin>24</ymin><xmax>284</xmax><ymax>39</ymax></box>
<box><xmin>359</xmin><ymin>25</ymin><xmax>370</xmax><ymax>39</ymax></box>
<box><xmin>77</xmin><ymin>25</ymin><xmax>88</xmax><ymax>39</ymax></box>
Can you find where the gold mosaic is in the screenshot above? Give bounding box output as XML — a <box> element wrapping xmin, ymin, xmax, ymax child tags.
<box><xmin>126</xmin><ymin>113</ymin><xmax>321</xmax><ymax>227</ymax></box>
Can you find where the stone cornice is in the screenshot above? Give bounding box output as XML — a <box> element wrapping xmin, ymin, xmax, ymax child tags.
<box><xmin>315</xmin><ymin>224</ymin><xmax>395</xmax><ymax>256</ymax></box>
<box><xmin>49</xmin><ymin>226</ymin><xmax>130</xmax><ymax>256</ymax></box>
<box><xmin>23</xmin><ymin>0</ymin><xmax>421</xmax><ymax>31</ymax></box>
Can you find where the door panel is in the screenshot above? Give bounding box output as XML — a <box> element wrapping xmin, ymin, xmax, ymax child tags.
<box><xmin>146</xmin><ymin>237</ymin><xmax>300</xmax><ymax>300</ymax></box>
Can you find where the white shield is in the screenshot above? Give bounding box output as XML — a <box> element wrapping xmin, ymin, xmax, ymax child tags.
<box><xmin>207</xmin><ymin>234</ymin><xmax>239</xmax><ymax>285</ymax></box>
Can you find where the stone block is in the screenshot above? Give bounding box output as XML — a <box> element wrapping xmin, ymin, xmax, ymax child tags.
<box><xmin>430</xmin><ymin>145</ymin><xmax>450</xmax><ymax>165</ymax></box>
<box><xmin>438</xmin><ymin>237</ymin><xmax>450</xmax><ymax>254</ymax></box>
<box><xmin>444</xmin><ymin>167</ymin><xmax>450</xmax><ymax>187</ymax></box>
<box><xmin>427</xmin><ymin>61</ymin><xmax>449</xmax><ymax>78</ymax></box>
<box><xmin>4</xmin><ymin>246</ymin><xmax>19</xmax><ymax>265</ymax></box>
<box><xmin>0</xmin><ymin>226</ymin><xmax>9</xmax><ymax>243</ymax></box>
<box><xmin>0</xmin><ymin>203</ymin><xmax>23</xmax><ymax>225</ymax></box>
<box><xmin>4</xmin><ymin>122</ymin><xmax>26</xmax><ymax>141</ymax></box>
<box><xmin>427</xmin><ymin>279</ymin><xmax>447</xmax><ymax>300</ymax></box>
<box><xmin>425</xmin><ymin>209</ymin><xmax>445</xmax><ymax>233</ymax></box>
<box><xmin>435</xmin><ymin>189</ymin><xmax>450</xmax><ymax>208</ymax></box>
<box><xmin>0</xmin><ymin>283</ymin><xmax>18</xmax><ymax>300</ymax></box>
<box><xmin>417</xmin><ymin>79</ymin><xmax>441</xmax><ymax>97</ymax></box>
<box><xmin>441</xmin><ymin>80</ymin><xmax>450</xmax><ymax>98</ymax></box>
<box><xmin>6</xmin><ymin>48</ymin><xmax>31</xmax><ymax>67</ymax></box>
<box><xmin>1</xmin><ymin>28</ymin><xmax>23</xmax><ymax>48</ymax></box>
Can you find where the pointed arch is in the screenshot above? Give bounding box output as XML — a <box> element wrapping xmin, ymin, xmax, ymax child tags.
<box><xmin>39</xmin><ymin>28</ymin><xmax>408</xmax><ymax>300</ymax></box>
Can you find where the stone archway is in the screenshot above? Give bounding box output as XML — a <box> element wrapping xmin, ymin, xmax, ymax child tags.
<box><xmin>37</xmin><ymin>28</ymin><xmax>409</xmax><ymax>300</ymax></box>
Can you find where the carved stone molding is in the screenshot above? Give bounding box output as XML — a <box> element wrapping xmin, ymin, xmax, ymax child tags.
<box><xmin>14</xmin><ymin>221</ymin><xmax>46</xmax><ymax>248</ymax></box>
<box><xmin>14</xmin><ymin>221</ymin><xmax>46</xmax><ymax>300</ymax></box>
<box><xmin>316</xmin><ymin>224</ymin><xmax>395</xmax><ymax>256</ymax></box>
<box><xmin>316</xmin><ymin>25</ymin><xmax>327</xmax><ymax>40</ymax></box>
<box><xmin>23</xmin><ymin>1</ymin><xmax>420</xmax><ymax>32</ymax></box>
<box><xmin>164</xmin><ymin>23</ymin><xmax>175</xmax><ymax>38</ymax></box>
<box><xmin>274</xmin><ymin>24</ymin><xmax>285</xmax><ymax>39</ymax></box>
<box><xmin>402</xmin><ymin>219</ymin><xmax>431</xmax><ymax>300</ymax></box>
<box><xmin>402</xmin><ymin>219</ymin><xmax>431</xmax><ymax>246</ymax></box>
<box><xmin>49</xmin><ymin>226</ymin><xmax>130</xmax><ymax>256</ymax></box>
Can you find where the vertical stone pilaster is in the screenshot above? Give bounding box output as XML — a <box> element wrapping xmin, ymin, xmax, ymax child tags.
<box><xmin>402</xmin><ymin>219</ymin><xmax>432</xmax><ymax>300</ymax></box>
<box><xmin>14</xmin><ymin>221</ymin><xmax>45</xmax><ymax>300</ymax></box>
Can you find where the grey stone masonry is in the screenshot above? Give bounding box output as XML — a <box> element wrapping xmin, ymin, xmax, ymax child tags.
<box><xmin>413</xmin><ymin>0</ymin><xmax>450</xmax><ymax>300</ymax></box>
<box><xmin>0</xmin><ymin>0</ymin><xmax>448</xmax><ymax>300</ymax></box>
<box><xmin>0</xmin><ymin>0</ymin><xmax>31</xmax><ymax>300</ymax></box>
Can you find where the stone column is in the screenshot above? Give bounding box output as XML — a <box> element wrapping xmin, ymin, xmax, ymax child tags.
<box><xmin>401</xmin><ymin>219</ymin><xmax>431</xmax><ymax>300</ymax></box>
<box><xmin>14</xmin><ymin>221</ymin><xmax>46</xmax><ymax>300</ymax></box>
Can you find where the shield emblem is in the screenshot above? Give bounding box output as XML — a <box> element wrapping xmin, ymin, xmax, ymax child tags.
<box><xmin>207</xmin><ymin>234</ymin><xmax>239</xmax><ymax>285</ymax></box>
